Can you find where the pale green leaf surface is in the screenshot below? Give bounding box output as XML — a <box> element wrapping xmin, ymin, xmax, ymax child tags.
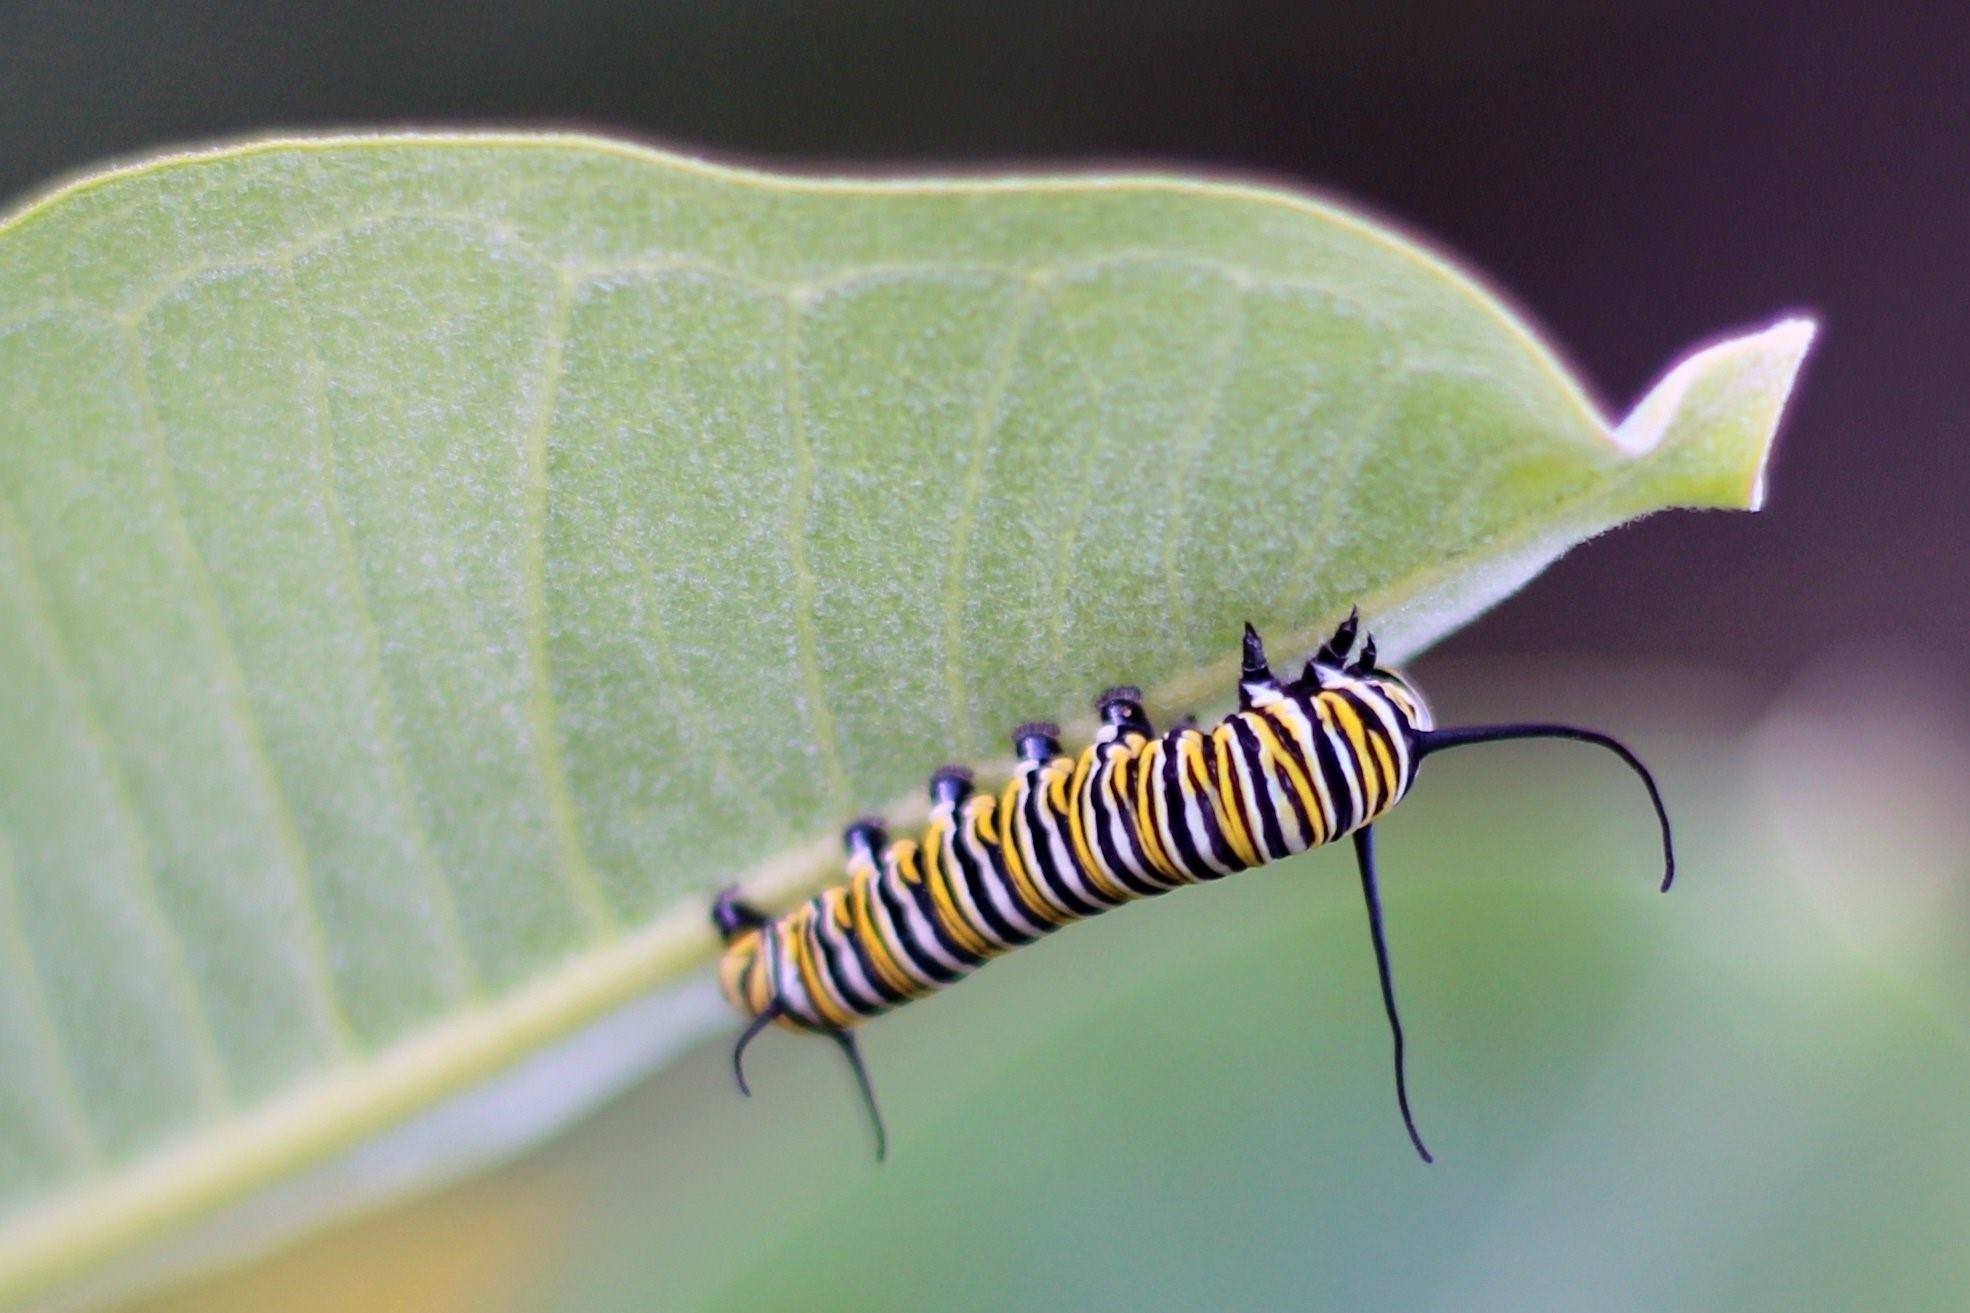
<box><xmin>0</xmin><ymin>134</ymin><xmax>1812</xmax><ymax>1302</ymax></box>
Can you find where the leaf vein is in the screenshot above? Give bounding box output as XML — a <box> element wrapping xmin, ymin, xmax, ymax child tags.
<box><xmin>780</xmin><ymin>290</ymin><xmax>853</xmax><ymax>810</ymax></box>
<box><xmin>0</xmin><ymin>833</ymin><xmax>101</xmax><ymax>1170</ymax></box>
<box><xmin>939</xmin><ymin>280</ymin><xmax>1042</xmax><ymax>759</ymax></box>
<box><xmin>1289</xmin><ymin>339</ymin><xmax>1411</xmax><ymax>618</ymax></box>
<box><xmin>521</xmin><ymin>271</ymin><xmax>619</xmax><ymax>939</ymax></box>
<box><xmin>120</xmin><ymin>322</ymin><xmax>361</xmax><ymax>1059</ymax></box>
<box><xmin>282</xmin><ymin>259</ymin><xmax>484</xmax><ymax>1003</ymax></box>
<box><xmin>0</xmin><ymin>493</ymin><xmax>233</xmax><ymax>1112</ymax></box>
<box><xmin>1158</xmin><ymin>283</ymin><xmax>1248</xmax><ymax>664</ymax></box>
<box><xmin>1044</xmin><ymin>299</ymin><xmax>1110</xmax><ymax>672</ymax></box>
<box><xmin>638</xmin><ymin>282</ymin><xmax>798</xmax><ymax>845</ymax></box>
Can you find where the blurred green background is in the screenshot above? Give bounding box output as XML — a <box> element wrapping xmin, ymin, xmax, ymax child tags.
<box><xmin>114</xmin><ymin>666</ymin><xmax>1970</xmax><ymax>1311</ymax></box>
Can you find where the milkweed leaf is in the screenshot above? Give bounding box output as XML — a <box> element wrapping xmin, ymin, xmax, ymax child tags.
<box><xmin>0</xmin><ymin>134</ymin><xmax>1812</xmax><ymax>1301</ymax></box>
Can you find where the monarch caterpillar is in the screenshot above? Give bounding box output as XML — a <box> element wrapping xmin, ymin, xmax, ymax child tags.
<box><xmin>713</xmin><ymin>612</ymin><xmax>1673</xmax><ymax>1162</ymax></box>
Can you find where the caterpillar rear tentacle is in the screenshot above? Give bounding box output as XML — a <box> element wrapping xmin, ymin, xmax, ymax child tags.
<box><xmin>712</xmin><ymin>614</ymin><xmax>1674</xmax><ymax>1163</ymax></box>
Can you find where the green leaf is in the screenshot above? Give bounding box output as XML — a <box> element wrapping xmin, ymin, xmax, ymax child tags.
<box><xmin>0</xmin><ymin>133</ymin><xmax>1811</xmax><ymax>1301</ymax></box>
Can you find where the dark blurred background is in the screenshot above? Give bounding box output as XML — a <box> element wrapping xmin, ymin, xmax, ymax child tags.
<box><xmin>3</xmin><ymin>1</ymin><xmax>1961</xmax><ymax>691</ymax></box>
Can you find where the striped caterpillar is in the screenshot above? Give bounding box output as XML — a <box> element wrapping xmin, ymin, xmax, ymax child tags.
<box><xmin>713</xmin><ymin>612</ymin><xmax>1673</xmax><ymax>1161</ymax></box>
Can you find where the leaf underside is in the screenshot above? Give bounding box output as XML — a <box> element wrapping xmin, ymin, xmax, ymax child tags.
<box><xmin>0</xmin><ymin>134</ymin><xmax>1812</xmax><ymax>1302</ymax></box>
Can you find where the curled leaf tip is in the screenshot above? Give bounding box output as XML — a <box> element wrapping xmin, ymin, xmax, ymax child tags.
<box><xmin>1613</xmin><ymin>314</ymin><xmax>1819</xmax><ymax>511</ymax></box>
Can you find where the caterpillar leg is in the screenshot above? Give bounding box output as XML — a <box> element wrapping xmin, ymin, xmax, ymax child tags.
<box><xmin>1014</xmin><ymin>722</ymin><xmax>1063</xmax><ymax>761</ymax></box>
<box><xmin>711</xmin><ymin>887</ymin><xmax>769</xmax><ymax>941</ymax></box>
<box><xmin>830</xmin><ymin>1029</ymin><xmax>889</xmax><ymax>1162</ymax></box>
<box><xmin>1096</xmin><ymin>685</ymin><xmax>1152</xmax><ymax>734</ymax></box>
<box><xmin>1351</xmin><ymin>825</ymin><xmax>1433</xmax><ymax>1164</ymax></box>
